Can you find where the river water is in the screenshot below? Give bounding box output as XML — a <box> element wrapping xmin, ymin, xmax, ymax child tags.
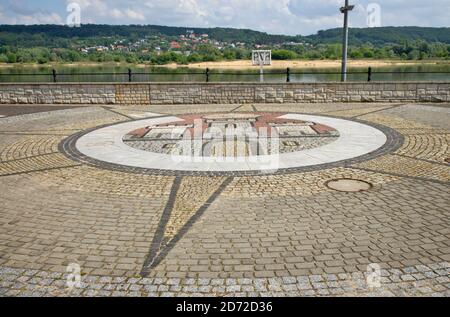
<box><xmin>0</xmin><ymin>64</ymin><xmax>449</xmax><ymax>83</ymax></box>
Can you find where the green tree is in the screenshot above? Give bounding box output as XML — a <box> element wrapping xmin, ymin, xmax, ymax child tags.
<box><xmin>187</xmin><ymin>53</ymin><xmax>203</xmax><ymax>63</ymax></box>
<box><xmin>0</xmin><ymin>54</ymin><xmax>8</xmax><ymax>63</ymax></box>
<box><xmin>272</xmin><ymin>50</ymin><xmax>297</xmax><ymax>60</ymax></box>
<box><xmin>407</xmin><ymin>50</ymin><xmax>420</xmax><ymax>60</ymax></box>
<box><xmin>6</xmin><ymin>52</ymin><xmax>17</xmax><ymax>63</ymax></box>
<box><xmin>125</xmin><ymin>54</ymin><xmax>138</xmax><ymax>64</ymax></box>
<box><xmin>195</xmin><ymin>44</ymin><xmax>221</xmax><ymax>61</ymax></box>
<box><xmin>324</xmin><ymin>44</ymin><xmax>341</xmax><ymax>59</ymax></box>
<box><xmin>223</xmin><ymin>49</ymin><xmax>237</xmax><ymax>60</ymax></box>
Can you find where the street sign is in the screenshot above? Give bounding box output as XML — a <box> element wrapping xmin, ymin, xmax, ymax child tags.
<box><xmin>252</xmin><ymin>50</ymin><xmax>272</xmax><ymax>66</ymax></box>
<box><xmin>252</xmin><ymin>50</ymin><xmax>271</xmax><ymax>82</ymax></box>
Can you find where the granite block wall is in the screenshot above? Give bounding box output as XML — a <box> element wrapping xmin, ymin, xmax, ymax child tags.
<box><xmin>0</xmin><ymin>82</ymin><xmax>448</xmax><ymax>105</ymax></box>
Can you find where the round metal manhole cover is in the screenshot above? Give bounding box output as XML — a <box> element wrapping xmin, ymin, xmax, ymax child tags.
<box><xmin>326</xmin><ymin>179</ymin><xmax>373</xmax><ymax>192</ymax></box>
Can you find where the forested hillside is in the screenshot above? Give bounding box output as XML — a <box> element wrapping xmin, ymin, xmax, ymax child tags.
<box><xmin>308</xmin><ymin>27</ymin><xmax>450</xmax><ymax>45</ymax></box>
<box><xmin>0</xmin><ymin>24</ymin><xmax>449</xmax><ymax>65</ymax></box>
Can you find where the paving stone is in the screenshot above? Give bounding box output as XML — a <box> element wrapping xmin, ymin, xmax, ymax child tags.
<box><xmin>0</xmin><ymin>103</ymin><xmax>448</xmax><ymax>297</ymax></box>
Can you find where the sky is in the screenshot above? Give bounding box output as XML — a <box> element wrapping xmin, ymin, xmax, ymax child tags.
<box><xmin>0</xmin><ymin>0</ymin><xmax>449</xmax><ymax>36</ymax></box>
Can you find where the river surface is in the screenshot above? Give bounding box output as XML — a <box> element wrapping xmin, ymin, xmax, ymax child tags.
<box><xmin>0</xmin><ymin>64</ymin><xmax>449</xmax><ymax>83</ymax></box>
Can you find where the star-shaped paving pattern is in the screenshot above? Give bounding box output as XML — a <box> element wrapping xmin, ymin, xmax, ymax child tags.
<box><xmin>141</xmin><ymin>176</ymin><xmax>233</xmax><ymax>276</ymax></box>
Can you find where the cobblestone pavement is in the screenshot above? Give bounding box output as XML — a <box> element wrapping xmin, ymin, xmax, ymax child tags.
<box><xmin>0</xmin><ymin>105</ymin><xmax>85</xmax><ymax>117</ymax></box>
<box><xmin>0</xmin><ymin>103</ymin><xmax>449</xmax><ymax>297</ymax></box>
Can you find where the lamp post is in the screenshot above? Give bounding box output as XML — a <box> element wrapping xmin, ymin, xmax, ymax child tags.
<box><xmin>340</xmin><ymin>0</ymin><xmax>354</xmax><ymax>82</ymax></box>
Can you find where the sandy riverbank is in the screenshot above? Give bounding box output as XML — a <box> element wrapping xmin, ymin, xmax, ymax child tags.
<box><xmin>160</xmin><ymin>59</ymin><xmax>449</xmax><ymax>70</ymax></box>
<box><xmin>0</xmin><ymin>59</ymin><xmax>448</xmax><ymax>70</ymax></box>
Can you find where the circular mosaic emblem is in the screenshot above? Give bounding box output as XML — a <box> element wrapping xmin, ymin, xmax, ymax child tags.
<box><xmin>123</xmin><ymin>112</ymin><xmax>340</xmax><ymax>157</ymax></box>
<box><xmin>63</xmin><ymin>112</ymin><xmax>396</xmax><ymax>175</ymax></box>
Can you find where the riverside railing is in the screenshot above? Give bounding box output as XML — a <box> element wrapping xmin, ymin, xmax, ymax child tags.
<box><xmin>0</xmin><ymin>67</ymin><xmax>449</xmax><ymax>83</ymax></box>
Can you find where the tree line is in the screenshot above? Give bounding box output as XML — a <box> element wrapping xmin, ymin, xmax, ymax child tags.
<box><xmin>1</xmin><ymin>25</ymin><xmax>450</xmax><ymax>47</ymax></box>
<box><xmin>1</xmin><ymin>41</ymin><xmax>449</xmax><ymax>65</ymax></box>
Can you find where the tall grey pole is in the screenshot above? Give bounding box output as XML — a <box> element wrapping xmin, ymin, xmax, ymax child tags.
<box><xmin>340</xmin><ymin>0</ymin><xmax>354</xmax><ymax>82</ymax></box>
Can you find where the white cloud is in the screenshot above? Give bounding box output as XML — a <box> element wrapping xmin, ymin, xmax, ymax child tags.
<box><xmin>0</xmin><ymin>5</ymin><xmax>63</xmax><ymax>25</ymax></box>
<box><xmin>1</xmin><ymin>0</ymin><xmax>448</xmax><ymax>35</ymax></box>
<box><xmin>125</xmin><ymin>9</ymin><xmax>145</xmax><ymax>21</ymax></box>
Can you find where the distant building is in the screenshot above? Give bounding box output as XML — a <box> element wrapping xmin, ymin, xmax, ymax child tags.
<box><xmin>96</xmin><ymin>46</ymin><xmax>109</xmax><ymax>52</ymax></box>
<box><xmin>170</xmin><ymin>41</ymin><xmax>181</xmax><ymax>50</ymax></box>
<box><xmin>115</xmin><ymin>45</ymin><xmax>129</xmax><ymax>52</ymax></box>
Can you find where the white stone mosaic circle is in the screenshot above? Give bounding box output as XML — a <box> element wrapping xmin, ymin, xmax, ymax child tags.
<box><xmin>76</xmin><ymin>113</ymin><xmax>387</xmax><ymax>173</ymax></box>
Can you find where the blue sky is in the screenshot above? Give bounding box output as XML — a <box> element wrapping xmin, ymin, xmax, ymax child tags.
<box><xmin>0</xmin><ymin>0</ymin><xmax>449</xmax><ymax>35</ymax></box>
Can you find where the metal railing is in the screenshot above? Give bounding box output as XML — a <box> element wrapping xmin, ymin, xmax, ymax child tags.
<box><xmin>0</xmin><ymin>67</ymin><xmax>449</xmax><ymax>83</ymax></box>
